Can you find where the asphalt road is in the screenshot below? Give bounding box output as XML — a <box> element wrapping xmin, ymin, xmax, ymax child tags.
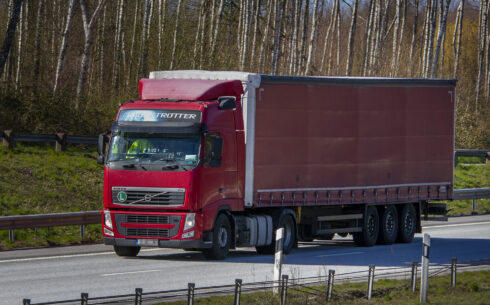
<box><xmin>1</xmin><ymin>214</ymin><xmax>490</xmax><ymax>305</ymax></box>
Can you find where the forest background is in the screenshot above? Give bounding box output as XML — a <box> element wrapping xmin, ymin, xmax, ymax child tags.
<box><xmin>0</xmin><ymin>0</ymin><xmax>488</xmax><ymax>148</ymax></box>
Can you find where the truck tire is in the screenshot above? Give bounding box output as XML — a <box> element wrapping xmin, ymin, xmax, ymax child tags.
<box><xmin>397</xmin><ymin>203</ymin><xmax>416</xmax><ymax>243</ymax></box>
<box><xmin>256</xmin><ymin>214</ymin><xmax>296</xmax><ymax>255</ymax></box>
<box><xmin>202</xmin><ymin>214</ymin><xmax>231</xmax><ymax>260</ymax></box>
<box><xmin>114</xmin><ymin>246</ymin><xmax>140</xmax><ymax>257</ymax></box>
<box><xmin>353</xmin><ymin>206</ymin><xmax>379</xmax><ymax>247</ymax></box>
<box><xmin>377</xmin><ymin>205</ymin><xmax>398</xmax><ymax>245</ymax></box>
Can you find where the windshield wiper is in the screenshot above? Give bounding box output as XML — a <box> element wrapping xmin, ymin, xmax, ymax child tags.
<box><xmin>123</xmin><ymin>163</ymin><xmax>147</xmax><ymax>171</ymax></box>
<box><xmin>162</xmin><ymin>163</ymin><xmax>189</xmax><ymax>171</ymax></box>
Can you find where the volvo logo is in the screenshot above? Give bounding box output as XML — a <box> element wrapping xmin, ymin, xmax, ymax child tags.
<box><xmin>144</xmin><ymin>194</ymin><xmax>152</xmax><ymax>202</ymax></box>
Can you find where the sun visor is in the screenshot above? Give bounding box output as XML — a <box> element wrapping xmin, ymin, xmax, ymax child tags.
<box><xmin>139</xmin><ymin>78</ymin><xmax>244</xmax><ymax>101</ymax></box>
<box><xmin>111</xmin><ymin>121</ymin><xmax>205</xmax><ymax>134</ymax></box>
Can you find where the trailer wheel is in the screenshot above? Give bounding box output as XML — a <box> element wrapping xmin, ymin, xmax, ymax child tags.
<box><xmin>353</xmin><ymin>206</ymin><xmax>379</xmax><ymax>247</ymax></box>
<box><xmin>202</xmin><ymin>214</ymin><xmax>231</xmax><ymax>260</ymax></box>
<box><xmin>256</xmin><ymin>214</ymin><xmax>296</xmax><ymax>255</ymax></box>
<box><xmin>377</xmin><ymin>205</ymin><xmax>398</xmax><ymax>245</ymax></box>
<box><xmin>397</xmin><ymin>203</ymin><xmax>416</xmax><ymax>243</ymax></box>
<box><xmin>114</xmin><ymin>246</ymin><xmax>140</xmax><ymax>257</ymax></box>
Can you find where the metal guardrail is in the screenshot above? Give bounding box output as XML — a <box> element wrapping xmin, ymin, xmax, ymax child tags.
<box><xmin>454</xmin><ymin>149</ymin><xmax>490</xmax><ymax>165</ymax></box>
<box><xmin>1</xmin><ymin>130</ymin><xmax>98</xmax><ymax>151</ymax></box>
<box><xmin>0</xmin><ymin>211</ymin><xmax>100</xmax><ymax>230</ymax></box>
<box><xmin>453</xmin><ymin>188</ymin><xmax>490</xmax><ymax>200</ymax></box>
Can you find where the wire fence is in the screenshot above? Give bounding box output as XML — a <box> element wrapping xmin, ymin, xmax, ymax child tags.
<box><xmin>22</xmin><ymin>258</ymin><xmax>490</xmax><ymax>305</ymax></box>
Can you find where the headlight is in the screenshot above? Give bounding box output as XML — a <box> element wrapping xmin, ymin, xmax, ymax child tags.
<box><xmin>183</xmin><ymin>213</ymin><xmax>195</xmax><ymax>231</ymax></box>
<box><xmin>182</xmin><ymin>231</ymin><xmax>194</xmax><ymax>239</ymax></box>
<box><xmin>104</xmin><ymin>227</ymin><xmax>114</xmax><ymax>236</ymax></box>
<box><xmin>104</xmin><ymin>210</ymin><xmax>113</xmax><ymax>229</ymax></box>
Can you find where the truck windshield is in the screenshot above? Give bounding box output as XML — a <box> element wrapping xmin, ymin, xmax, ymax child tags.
<box><xmin>107</xmin><ymin>132</ymin><xmax>201</xmax><ymax>170</ymax></box>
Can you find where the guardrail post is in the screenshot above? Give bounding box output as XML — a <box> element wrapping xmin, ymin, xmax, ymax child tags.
<box><xmin>367</xmin><ymin>265</ymin><xmax>375</xmax><ymax>300</ymax></box>
<box><xmin>22</xmin><ymin>299</ymin><xmax>30</xmax><ymax>305</ymax></box>
<box><xmin>234</xmin><ymin>279</ymin><xmax>242</xmax><ymax>305</ymax></box>
<box><xmin>81</xmin><ymin>292</ymin><xmax>88</xmax><ymax>305</ymax></box>
<box><xmin>451</xmin><ymin>258</ymin><xmax>457</xmax><ymax>287</ymax></box>
<box><xmin>273</xmin><ymin>227</ymin><xmax>284</xmax><ymax>294</ymax></box>
<box><xmin>420</xmin><ymin>233</ymin><xmax>430</xmax><ymax>303</ymax></box>
<box><xmin>55</xmin><ymin>133</ymin><xmax>66</xmax><ymax>152</ymax></box>
<box><xmin>472</xmin><ymin>199</ymin><xmax>477</xmax><ymax>215</ymax></box>
<box><xmin>2</xmin><ymin>130</ymin><xmax>14</xmax><ymax>149</ymax></box>
<box><xmin>135</xmin><ymin>288</ymin><xmax>142</xmax><ymax>305</ymax></box>
<box><xmin>326</xmin><ymin>269</ymin><xmax>335</xmax><ymax>301</ymax></box>
<box><xmin>80</xmin><ymin>225</ymin><xmax>85</xmax><ymax>240</ymax></box>
<box><xmin>281</xmin><ymin>274</ymin><xmax>288</xmax><ymax>305</ymax></box>
<box><xmin>9</xmin><ymin>229</ymin><xmax>14</xmax><ymax>242</ymax></box>
<box><xmin>187</xmin><ymin>283</ymin><xmax>195</xmax><ymax>305</ymax></box>
<box><xmin>411</xmin><ymin>262</ymin><xmax>418</xmax><ymax>292</ymax></box>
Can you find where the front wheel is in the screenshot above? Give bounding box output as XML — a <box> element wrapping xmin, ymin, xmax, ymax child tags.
<box><xmin>202</xmin><ymin>214</ymin><xmax>231</xmax><ymax>260</ymax></box>
<box><xmin>114</xmin><ymin>245</ymin><xmax>140</xmax><ymax>257</ymax></box>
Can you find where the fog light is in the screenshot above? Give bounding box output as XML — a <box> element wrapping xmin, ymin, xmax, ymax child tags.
<box><xmin>104</xmin><ymin>210</ymin><xmax>113</xmax><ymax>229</ymax></box>
<box><xmin>104</xmin><ymin>227</ymin><xmax>114</xmax><ymax>237</ymax></box>
<box><xmin>182</xmin><ymin>230</ymin><xmax>194</xmax><ymax>239</ymax></box>
<box><xmin>183</xmin><ymin>213</ymin><xmax>195</xmax><ymax>231</ymax></box>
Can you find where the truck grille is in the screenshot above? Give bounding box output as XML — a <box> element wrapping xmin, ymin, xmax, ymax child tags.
<box><xmin>127</xmin><ymin>215</ymin><xmax>169</xmax><ymax>224</ymax></box>
<box><xmin>127</xmin><ymin>228</ymin><xmax>169</xmax><ymax>238</ymax></box>
<box><xmin>114</xmin><ymin>214</ymin><xmax>181</xmax><ymax>238</ymax></box>
<box><xmin>112</xmin><ymin>187</ymin><xmax>185</xmax><ymax>207</ymax></box>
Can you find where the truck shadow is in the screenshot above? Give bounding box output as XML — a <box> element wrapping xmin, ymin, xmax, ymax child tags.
<box><xmin>136</xmin><ymin>236</ymin><xmax>490</xmax><ymax>267</ymax></box>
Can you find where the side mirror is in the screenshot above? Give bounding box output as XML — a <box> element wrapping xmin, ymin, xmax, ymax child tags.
<box><xmin>97</xmin><ymin>134</ymin><xmax>106</xmax><ymax>156</ymax></box>
<box><xmin>218</xmin><ymin>96</ymin><xmax>236</xmax><ymax>110</ymax></box>
<box><xmin>97</xmin><ymin>155</ymin><xmax>105</xmax><ymax>165</ymax></box>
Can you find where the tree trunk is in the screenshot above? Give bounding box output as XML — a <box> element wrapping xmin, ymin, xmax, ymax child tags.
<box><xmin>112</xmin><ymin>0</ymin><xmax>125</xmax><ymax>90</ymax></box>
<box><xmin>259</xmin><ymin>0</ymin><xmax>273</xmax><ymax>72</ymax></box>
<box><xmin>53</xmin><ymin>0</ymin><xmax>77</xmax><ymax>94</ymax></box>
<box><xmin>76</xmin><ymin>0</ymin><xmax>108</xmax><ymax>102</ymax></box>
<box><xmin>250</xmin><ymin>0</ymin><xmax>261</xmax><ymax>70</ymax></box>
<box><xmin>211</xmin><ymin>0</ymin><xmax>225</xmax><ymax>66</ymax></box>
<box><xmin>169</xmin><ymin>0</ymin><xmax>183</xmax><ymax>70</ymax></box>
<box><xmin>409</xmin><ymin>0</ymin><xmax>419</xmax><ymax>76</ymax></box>
<box><xmin>476</xmin><ymin>0</ymin><xmax>489</xmax><ymax>109</ymax></box>
<box><xmin>14</xmin><ymin>2</ymin><xmax>23</xmax><ymax>88</ymax></box>
<box><xmin>33</xmin><ymin>0</ymin><xmax>46</xmax><ymax>85</ymax></box>
<box><xmin>305</xmin><ymin>0</ymin><xmax>320</xmax><ymax>75</ymax></box>
<box><xmin>362</xmin><ymin>0</ymin><xmax>375</xmax><ymax>76</ymax></box>
<box><xmin>138</xmin><ymin>0</ymin><xmax>153</xmax><ymax>79</ymax></box>
<box><xmin>0</xmin><ymin>0</ymin><xmax>23</xmax><ymax>79</ymax></box>
<box><xmin>299</xmin><ymin>0</ymin><xmax>309</xmax><ymax>72</ymax></box>
<box><xmin>271</xmin><ymin>0</ymin><xmax>285</xmax><ymax>75</ymax></box>
<box><xmin>125</xmin><ymin>0</ymin><xmax>140</xmax><ymax>90</ymax></box>
<box><xmin>345</xmin><ymin>0</ymin><xmax>360</xmax><ymax>76</ymax></box>
<box><xmin>453</xmin><ymin>0</ymin><xmax>464</xmax><ymax>78</ymax></box>
<box><xmin>390</xmin><ymin>0</ymin><xmax>401</xmax><ymax>77</ymax></box>
<box><xmin>431</xmin><ymin>0</ymin><xmax>451</xmax><ymax>78</ymax></box>
<box><xmin>158</xmin><ymin>0</ymin><xmax>167</xmax><ymax>69</ymax></box>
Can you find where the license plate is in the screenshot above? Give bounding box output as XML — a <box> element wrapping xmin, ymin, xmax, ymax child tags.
<box><xmin>136</xmin><ymin>239</ymin><xmax>158</xmax><ymax>247</ymax></box>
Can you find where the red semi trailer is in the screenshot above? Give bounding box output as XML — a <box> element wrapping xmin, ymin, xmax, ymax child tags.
<box><xmin>98</xmin><ymin>71</ymin><xmax>455</xmax><ymax>259</ymax></box>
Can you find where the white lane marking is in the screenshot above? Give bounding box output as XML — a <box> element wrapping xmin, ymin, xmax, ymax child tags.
<box><xmin>316</xmin><ymin>251</ymin><xmax>366</xmax><ymax>258</ymax></box>
<box><xmin>0</xmin><ymin>247</ymin><xmax>169</xmax><ymax>264</ymax></box>
<box><xmin>101</xmin><ymin>269</ymin><xmax>161</xmax><ymax>277</ymax></box>
<box><xmin>423</xmin><ymin>221</ymin><xmax>490</xmax><ymax>229</ymax></box>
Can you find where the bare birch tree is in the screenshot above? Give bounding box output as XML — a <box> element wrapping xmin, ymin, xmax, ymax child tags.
<box><xmin>345</xmin><ymin>0</ymin><xmax>360</xmax><ymax>76</ymax></box>
<box><xmin>211</xmin><ymin>0</ymin><xmax>225</xmax><ymax>66</ymax></box>
<box><xmin>259</xmin><ymin>0</ymin><xmax>273</xmax><ymax>72</ymax></box>
<box><xmin>409</xmin><ymin>0</ymin><xmax>419</xmax><ymax>76</ymax></box>
<box><xmin>0</xmin><ymin>0</ymin><xmax>23</xmax><ymax>79</ymax></box>
<box><xmin>305</xmin><ymin>0</ymin><xmax>320</xmax><ymax>75</ymax></box>
<box><xmin>158</xmin><ymin>0</ymin><xmax>167</xmax><ymax>69</ymax></box>
<box><xmin>76</xmin><ymin>0</ymin><xmax>108</xmax><ymax>101</ymax></box>
<box><xmin>125</xmin><ymin>0</ymin><xmax>140</xmax><ymax>90</ymax></box>
<box><xmin>362</xmin><ymin>0</ymin><xmax>375</xmax><ymax>76</ymax></box>
<box><xmin>452</xmin><ymin>0</ymin><xmax>464</xmax><ymax>78</ymax></box>
<box><xmin>33</xmin><ymin>0</ymin><xmax>46</xmax><ymax>85</ymax></box>
<box><xmin>112</xmin><ymin>0</ymin><xmax>125</xmax><ymax>90</ymax></box>
<box><xmin>476</xmin><ymin>0</ymin><xmax>489</xmax><ymax>108</ymax></box>
<box><xmin>390</xmin><ymin>0</ymin><xmax>402</xmax><ymax>76</ymax></box>
<box><xmin>138</xmin><ymin>0</ymin><xmax>153</xmax><ymax>79</ymax></box>
<box><xmin>271</xmin><ymin>0</ymin><xmax>285</xmax><ymax>75</ymax></box>
<box><xmin>53</xmin><ymin>0</ymin><xmax>77</xmax><ymax>94</ymax></box>
<box><xmin>14</xmin><ymin>1</ymin><xmax>23</xmax><ymax>88</ymax></box>
<box><xmin>169</xmin><ymin>0</ymin><xmax>183</xmax><ymax>70</ymax></box>
<box><xmin>431</xmin><ymin>0</ymin><xmax>451</xmax><ymax>78</ymax></box>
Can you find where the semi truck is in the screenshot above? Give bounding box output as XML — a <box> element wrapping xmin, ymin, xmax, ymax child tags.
<box><xmin>98</xmin><ymin>70</ymin><xmax>455</xmax><ymax>259</ymax></box>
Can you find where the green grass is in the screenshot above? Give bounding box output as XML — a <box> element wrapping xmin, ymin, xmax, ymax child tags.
<box><xmin>446</xmin><ymin>162</ymin><xmax>490</xmax><ymax>216</ymax></box>
<box><xmin>0</xmin><ymin>144</ymin><xmax>103</xmax><ymax>249</ymax></box>
<box><xmin>159</xmin><ymin>270</ymin><xmax>490</xmax><ymax>305</ymax></box>
<box><xmin>0</xmin><ymin>144</ymin><xmax>488</xmax><ymax>249</ymax></box>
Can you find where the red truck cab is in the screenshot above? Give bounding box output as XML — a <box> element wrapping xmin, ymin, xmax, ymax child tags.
<box><xmin>100</xmin><ymin>78</ymin><xmax>246</xmax><ymax>258</ymax></box>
